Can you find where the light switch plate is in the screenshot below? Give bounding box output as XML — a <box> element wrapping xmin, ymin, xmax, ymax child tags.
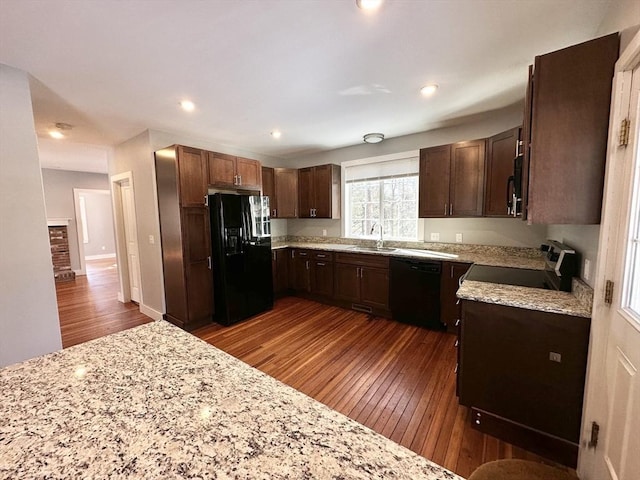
<box><xmin>430</xmin><ymin>232</ymin><xmax>440</xmax><ymax>241</ymax></box>
<box><xmin>456</xmin><ymin>233</ymin><xmax>463</xmax><ymax>243</ymax></box>
<box><xmin>549</xmin><ymin>352</ymin><xmax>562</xmax><ymax>363</ymax></box>
<box><xmin>584</xmin><ymin>259</ymin><xmax>591</xmax><ymax>280</ymax></box>
<box><xmin>148</xmin><ymin>235</ymin><xmax>155</xmax><ymax>244</ymax></box>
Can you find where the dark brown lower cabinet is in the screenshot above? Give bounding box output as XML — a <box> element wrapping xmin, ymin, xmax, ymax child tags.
<box><xmin>289</xmin><ymin>249</ymin><xmax>334</xmax><ymax>299</ymax></box>
<box><xmin>271</xmin><ymin>248</ymin><xmax>289</xmax><ymax>295</ymax></box>
<box><xmin>458</xmin><ymin>300</ymin><xmax>590</xmax><ymax>467</ymax></box>
<box><xmin>334</xmin><ymin>253</ymin><xmax>389</xmax><ymax>315</ymax></box>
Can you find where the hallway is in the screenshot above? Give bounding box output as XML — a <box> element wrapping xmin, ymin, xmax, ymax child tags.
<box><xmin>56</xmin><ymin>258</ymin><xmax>151</xmax><ymax>348</ymax></box>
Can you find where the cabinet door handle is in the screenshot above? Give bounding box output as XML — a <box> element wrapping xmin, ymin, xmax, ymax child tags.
<box><xmin>317</xmin><ymin>254</ymin><xmax>326</xmax><ymax>258</ymax></box>
<box><xmin>454</xmin><ymin>364</ymin><xmax>458</xmax><ymax>374</ymax></box>
<box><xmin>272</xmin><ymin>252</ymin><xmax>276</xmax><ymax>261</ymax></box>
<box><xmin>449</xmin><ymin>203</ymin><xmax>453</xmax><ymax>216</ymax></box>
<box><xmin>317</xmin><ymin>262</ymin><xmax>326</xmax><ymax>266</ymax></box>
<box><xmin>291</xmin><ymin>250</ymin><xmax>295</xmax><ymax>259</ymax></box>
<box><xmin>204</xmin><ymin>195</ymin><xmax>209</xmax><ymax>207</ymax></box>
<box><xmin>233</xmin><ymin>175</ymin><xmax>237</xmax><ymax>185</ymax></box>
<box><xmin>207</xmin><ymin>256</ymin><xmax>212</xmax><ymax>270</ymax></box>
<box><xmin>454</xmin><ymin>339</ymin><xmax>459</xmax><ymax>348</ymax></box>
<box><xmin>272</xmin><ymin>209</ymin><xmax>277</xmax><ymax>217</ymax></box>
<box><xmin>306</xmin><ymin>260</ymin><xmax>309</xmax><ymax>270</ymax></box>
<box><xmin>455</xmin><ymin>319</ymin><xmax>460</xmax><ymax>327</ymax></box>
<box><xmin>450</xmin><ymin>265</ymin><xmax>454</xmax><ymax>278</ymax></box>
<box><xmin>238</xmin><ymin>175</ymin><xmax>242</xmax><ymax>185</ymax></box>
<box><xmin>444</xmin><ymin>203</ymin><xmax>447</xmax><ymax>215</ymax></box>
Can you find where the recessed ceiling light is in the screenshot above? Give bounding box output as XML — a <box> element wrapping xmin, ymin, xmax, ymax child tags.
<box><xmin>420</xmin><ymin>84</ymin><xmax>439</xmax><ymax>97</ymax></box>
<box><xmin>271</xmin><ymin>130</ymin><xmax>282</xmax><ymax>139</ymax></box>
<box><xmin>180</xmin><ymin>100</ymin><xmax>195</xmax><ymax>112</ymax></box>
<box><xmin>49</xmin><ymin>130</ymin><xmax>65</xmax><ymax>139</ymax></box>
<box><xmin>356</xmin><ymin>0</ymin><xmax>383</xmax><ymax>11</ymax></box>
<box><xmin>363</xmin><ymin>132</ymin><xmax>384</xmax><ymax>144</ymax></box>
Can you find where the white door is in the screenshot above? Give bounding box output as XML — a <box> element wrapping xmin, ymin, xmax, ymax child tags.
<box><xmin>579</xmin><ymin>35</ymin><xmax>640</xmax><ymax>480</ymax></box>
<box><xmin>120</xmin><ymin>181</ymin><xmax>141</xmax><ymax>303</ymax></box>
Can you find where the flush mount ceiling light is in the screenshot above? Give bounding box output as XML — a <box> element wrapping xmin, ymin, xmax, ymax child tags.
<box><xmin>271</xmin><ymin>130</ymin><xmax>282</xmax><ymax>139</ymax></box>
<box><xmin>49</xmin><ymin>122</ymin><xmax>72</xmax><ymax>139</ymax></box>
<box><xmin>356</xmin><ymin>0</ymin><xmax>383</xmax><ymax>11</ymax></box>
<box><xmin>420</xmin><ymin>84</ymin><xmax>439</xmax><ymax>97</ymax></box>
<box><xmin>180</xmin><ymin>100</ymin><xmax>195</xmax><ymax>112</ymax></box>
<box><xmin>363</xmin><ymin>132</ymin><xmax>384</xmax><ymax>144</ymax></box>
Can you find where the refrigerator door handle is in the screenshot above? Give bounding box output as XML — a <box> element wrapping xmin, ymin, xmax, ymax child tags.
<box><xmin>207</xmin><ymin>256</ymin><xmax>212</xmax><ymax>270</ymax></box>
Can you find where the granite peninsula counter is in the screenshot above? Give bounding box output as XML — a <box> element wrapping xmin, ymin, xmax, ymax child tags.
<box><xmin>1</xmin><ymin>321</ymin><xmax>461</xmax><ymax>480</ymax></box>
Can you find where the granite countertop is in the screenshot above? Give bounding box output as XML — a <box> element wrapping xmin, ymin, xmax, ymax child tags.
<box><xmin>272</xmin><ymin>237</ymin><xmax>593</xmax><ymax>318</ymax></box>
<box><xmin>273</xmin><ymin>240</ymin><xmax>545</xmax><ymax>270</ymax></box>
<box><xmin>1</xmin><ymin>321</ymin><xmax>461</xmax><ymax>480</ymax></box>
<box><xmin>457</xmin><ymin>278</ymin><xmax>593</xmax><ymax>318</ymax></box>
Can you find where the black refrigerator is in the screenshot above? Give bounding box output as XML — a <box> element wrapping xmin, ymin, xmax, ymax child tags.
<box><xmin>209</xmin><ymin>193</ymin><xmax>273</xmax><ymax>326</ymax></box>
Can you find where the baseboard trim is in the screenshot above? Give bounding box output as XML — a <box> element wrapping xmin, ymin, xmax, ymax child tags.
<box><xmin>140</xmin><ymin>303</ymin><xmax>163</xmax><ymax>321</ymax></box>
<box><xmin>73</xmin><ymin>269</ymin><xmax>86</xmax><ymax>276</ymax></box>
<box><xmin>85</xmin><ymin>253</ymin><xmax>117</xmax><ymax>260</ymax></box>
<box><xmin>117</xmin><ymin>292</ymin><xmax>125</xmax><ymax>303</ymax></box>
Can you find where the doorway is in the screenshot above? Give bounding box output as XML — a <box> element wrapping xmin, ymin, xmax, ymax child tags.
<box><xmin>579</xmin><ymin>31</ymin><xmax>640</xmax><ymax>480</ymax></box>
<box><xmin>73</xmin><ymin>188</ymin><xmax>116</xmax><ymax>276</ymax></box>
<box><xmin>110</xmin><ymin>171</ymin><xmax>142</xmax><ymax>304</ymax></box>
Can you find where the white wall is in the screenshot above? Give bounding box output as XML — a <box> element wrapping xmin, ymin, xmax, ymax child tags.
<box><xmin>82</xmin><ymin>191</ymin><xmax>116</xmax><ymax>258</ymax></box>
<box><xmin>111</xmin><ymin>131</ymin><xmax>164</xmax><ymax>318</ymax></box>
<box><xmin>41</xmin><ymin>169</ymin><xmax>113</xmax><ymax>269</ymax></box>
<box><xmin>0</xmin><ymin>64</ymin><xmax>62</xmax><ymax>367</ymax></box>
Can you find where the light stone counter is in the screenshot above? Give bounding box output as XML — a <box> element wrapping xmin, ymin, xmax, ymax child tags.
<box><xmin>457</xmin><ymin>279</ymin><xmax>592</xmax><ymax>318</ymax></box>
<box><xmin>1</xmin><ymin>321</ymin><xmax>462</xmax><ymax>480</ymax></box>
<box><xmin>273</xmin><ymin>241</ymin><xmax>545</xmax><ymax>270</ymax></box>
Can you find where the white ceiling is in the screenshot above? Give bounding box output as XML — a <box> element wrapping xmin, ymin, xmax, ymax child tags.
<box><xmin>0</xmin><ymin>0</ymin><xmax>616</xmax><ymax>171</ymax></box>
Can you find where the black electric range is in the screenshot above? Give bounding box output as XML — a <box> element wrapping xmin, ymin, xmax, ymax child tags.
<box><xmin>463</xmin><ymin>264</ymin><xmax>552</xmax><ymax>289</ymax></box>
<box><xmin>462</xmin><ymin>240</ymin><xmax>579</xmax><ymax>292</ymax></box>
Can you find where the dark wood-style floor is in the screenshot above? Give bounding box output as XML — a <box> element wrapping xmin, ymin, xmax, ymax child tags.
<box><xmin>57</xmin><ymin>259</ymin><xmax>546</xmax><ymax>478</ymax></box>
<box><xmin>56</xmin><ymin>258</ymin><xmax>152</xmax><ymax>348</ymax></box>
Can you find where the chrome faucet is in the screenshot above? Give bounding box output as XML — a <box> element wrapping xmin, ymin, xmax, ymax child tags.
<box><xmin>370</xmin><ymin>223</ymin><xmax>384</xmax><ymax>250</ymax></box>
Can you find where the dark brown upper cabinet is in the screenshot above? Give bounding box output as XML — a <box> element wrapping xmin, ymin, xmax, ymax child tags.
<box><xmin>297</xmin><ymin>164</ymin><xmax>341</xmax><ymax>219</ymax></box>
<box><xmin>419</xmin><ymin>140</ymin><xmax>486</xmax><ymax>217</ymax></box>
<box><xmin>484</xmin><ymin>127</ymin><xmax>521</xmax><ymax>217</ymax></box>
<box><xmin>208</xmin><ymin>152</ymin><xmax>262</xmax><ymax>191</ymax></box>
<box><xmin>522</xmin><ymin>33</ymin><xmax>619</xmax><ymax>224</ymax></box>
<box><xmin>262</xmin><ymin>166</ymin><xmax>299</xmax><ymax>218</ymax></box>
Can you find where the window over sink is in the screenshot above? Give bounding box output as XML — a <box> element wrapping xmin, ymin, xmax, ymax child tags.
<box><xmin>344</xmin><ymin>153</ymin><xmax>421</xmax><ymax>241</ymax></box>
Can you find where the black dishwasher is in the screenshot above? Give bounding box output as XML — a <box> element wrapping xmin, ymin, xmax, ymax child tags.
<box><xmin>389</xmin><ymin>258</ymin><xmax>444</xmax><ymax>330</ymax></box>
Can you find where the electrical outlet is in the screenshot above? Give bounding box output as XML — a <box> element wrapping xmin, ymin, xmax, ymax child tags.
<box><xmin>456</xmin><ymin>233</ymin><xmax>463</xmax><ymax>243</ymax></box>
<box><xmin>430</xmin><ymin>232</ymin><xmax>440</xmax><ymax>241</ymax></box>
<box><xmin>584</xmin><ymin>259</ymin><xmax>591</xmax><ymax>281</ymax></box>
<box><xmin>148</xmin><ymin>235</ymin><xmax>155</xmax><ymax>244</ymax></box>
<box><xmin>322</xmin><ymin>229</ymin><xmax>327</xmax><ymax>237</ymax></box>
<box><xmin>549</xmin><ymin>352</ymin><xmax>562</xmax><ymax>363</ymax></box>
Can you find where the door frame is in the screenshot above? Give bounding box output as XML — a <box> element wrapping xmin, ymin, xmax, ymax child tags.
<box><xmin>110</xmin><ymin>171</ymin><xmax>143</xmax><ymax>305</ymax></box>
<box><xmin>72</xmin><ymin>188</ymin><xmax>112</xmax><ymax>275</ymax></box>
<box><xmin>578</xmin><ymin>30</ymin><xmax>640</xmax><ymax>478</ymax></box>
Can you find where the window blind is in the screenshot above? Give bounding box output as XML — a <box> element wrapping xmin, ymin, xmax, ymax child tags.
<box><xmin>344</xmin><ymin>157</ymin><xmax>419</xmax><ymax>183</ymax></box>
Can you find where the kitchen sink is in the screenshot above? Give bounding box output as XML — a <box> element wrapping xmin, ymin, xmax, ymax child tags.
<box><xmin>395</xmin><ymin>248</ymin><xmax>459</xmax><ymax>259</ymax></box>
<box><xmin>348</xmin><ymin>246</ymin><xmax>397</xmax><ymax>252</ymax></box>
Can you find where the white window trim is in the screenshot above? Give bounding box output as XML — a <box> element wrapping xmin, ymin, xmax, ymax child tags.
<box><xmin>341</xmin><ymin>150</ymin><xmax>424</xmax><ymax>241</ymax></box>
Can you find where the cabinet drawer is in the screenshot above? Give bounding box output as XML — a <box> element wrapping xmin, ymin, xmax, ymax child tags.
<box><xmin>313</xmin><ymin>251</ymin><xmax>334</xmax><ymax>261</ymax></box>
<box><xmin>335</xmin><ymin>252</ymin><xmax>389</xmax><ymax>269</ymax></box>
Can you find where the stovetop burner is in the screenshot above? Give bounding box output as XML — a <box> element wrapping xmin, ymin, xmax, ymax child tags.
<box><xmin>463</xmin><ymin>265</ymin><xmax>552</xmax><ymax>290</ymax></box>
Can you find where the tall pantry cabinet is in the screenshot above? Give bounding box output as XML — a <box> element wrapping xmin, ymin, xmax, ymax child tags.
<box><xmin>155</xmin><ymin>145</ymin><xmax>213</xmax><ymax>331</ymax></box>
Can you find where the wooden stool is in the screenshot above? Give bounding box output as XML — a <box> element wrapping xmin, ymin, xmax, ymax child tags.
<box><xmin>468</xmin><ymin>459</ymin><xmax>578</xmax><ymax>480</ymax></box>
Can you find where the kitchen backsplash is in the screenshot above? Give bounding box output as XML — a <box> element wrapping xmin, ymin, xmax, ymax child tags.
<box><xmin>281</xmin><ymin>235</ymin><xmax>543</xmax><ymax>259</ymax></box>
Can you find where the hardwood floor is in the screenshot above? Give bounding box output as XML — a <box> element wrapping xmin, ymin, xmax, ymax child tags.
<box><xmin>56</xmin><ymin>258</ymin><xmax>151</xmax><ymax>348</ymax></box>
<box><xmin>57</xmin><ymin>263</ymin><xmax>548</xmax><ymax>478</ymax></box>
<box><xmin>194</xmin><ymin>297</ymin><xmax>547</xmax><ymax>478</ymax></box>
